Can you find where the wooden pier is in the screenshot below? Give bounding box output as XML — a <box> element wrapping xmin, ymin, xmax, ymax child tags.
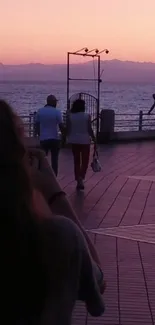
<box><xmin>57</xmin><ymin>142</ymin><xmax>155</xmax><ymax>325</ymax></box>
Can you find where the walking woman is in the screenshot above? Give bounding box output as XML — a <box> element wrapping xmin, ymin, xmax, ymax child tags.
<box><xmin>67</xmin><ymin>99</ymin><xmax>96</xmax><ymax>190</ymax></box>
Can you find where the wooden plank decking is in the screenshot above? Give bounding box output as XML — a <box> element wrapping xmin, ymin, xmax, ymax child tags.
<box><xmin>57</xmin><ymin>142</ymin><xmax>155</xmax><ymax>325</ymax></box>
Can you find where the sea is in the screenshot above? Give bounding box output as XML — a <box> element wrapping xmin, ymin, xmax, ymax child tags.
<box><xmin>0</xmin><ymin>80</ymin><xmax>155</xmax><ymax>132</ymax></box>
<box><xmin>0</xmin><ymin>80</ymin><xmax>155</xmax><ymax>115</ymax></box>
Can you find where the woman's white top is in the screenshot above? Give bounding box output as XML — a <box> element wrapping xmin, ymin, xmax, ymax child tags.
<box><xmin>67</xmin><ymin>112</ymin><xmax>91</xmax><ymax>144</ymax></box>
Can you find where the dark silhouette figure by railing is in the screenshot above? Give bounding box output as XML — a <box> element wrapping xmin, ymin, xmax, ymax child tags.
<box><xmin>148</xmin><ymin>94</ymin><xmax>155</xmax><ymax>115</ymax></box>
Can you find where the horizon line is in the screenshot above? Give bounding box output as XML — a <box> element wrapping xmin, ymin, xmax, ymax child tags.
<box><xmin>1</xmin><ymin>59</ymin><xmax>155</xmax><ymax>66</ymax></box>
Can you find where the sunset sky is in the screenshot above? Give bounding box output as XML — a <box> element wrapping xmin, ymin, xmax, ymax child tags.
<box><xmin>1</xmin><ymin>0</ymin><xmax>155</xmax><ymax>64</ymax></box>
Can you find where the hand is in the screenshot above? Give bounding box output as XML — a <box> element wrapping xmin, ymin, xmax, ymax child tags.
<box><xmin>27</xmin><ymin>148</ymin><xmax>50</xmax><ymax>170</ymax></box>
<box><xmin>28</xmin><ymin>148</ymin><xmax>46</xmax><ymax>161</ymax></box>
<box><xmin>28</xmin><ymin>149</ymin><xmax>60</xmax><ymax>201</ymax></box>
<box><xmin>31</xmin><ymin>168</ymin><xmax>55</xmax><ymax>202</ymax></box>
<box><xmin>92</xmin><ymin>137</ymin><xmax>96</xmax><ymax>144</ymax></box>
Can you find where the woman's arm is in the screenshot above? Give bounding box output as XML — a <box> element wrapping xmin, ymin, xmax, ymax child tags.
<box><xmin>29</xmin><ymin>149</ymin><xmax>101</xmax><ymax>266</ymax></box>
<box><xmin>88</xmin><ymin>114</ymin><xmax>96</xmax><ymax>142</ymax></box>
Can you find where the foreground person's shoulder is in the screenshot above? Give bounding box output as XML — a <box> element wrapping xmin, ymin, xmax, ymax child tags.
<box><xmin>40</xmin><ymin>215</ymin><xmax>81</xmax><ymax>240</ymax></box>
<box><xmin>39</xmin><ymin>216</ymin><xmax>82</xmax><ymax>262</ymax></box>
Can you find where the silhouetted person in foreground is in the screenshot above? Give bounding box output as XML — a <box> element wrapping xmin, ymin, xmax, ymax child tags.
<box><xmin>148</xmin><ymin>94</ymin><xmax>155</xmax><ymax>115</ymax></box>
<box><xmin>0</xmin><ymin>99</ymin><xmax>105</xmax><ymax>324</ymax></box>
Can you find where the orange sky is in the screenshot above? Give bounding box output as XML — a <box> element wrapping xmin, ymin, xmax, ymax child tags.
<box><xmin>1</xmin><ymin>0</ymin><xmax>155</xmax><ymax>64</ymax></box>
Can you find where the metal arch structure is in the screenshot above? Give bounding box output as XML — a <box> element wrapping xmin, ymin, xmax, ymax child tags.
<box><xmin>66</xmin><ymin>47</ymin><xmax>109</xmax><ymax>138</ymax></box>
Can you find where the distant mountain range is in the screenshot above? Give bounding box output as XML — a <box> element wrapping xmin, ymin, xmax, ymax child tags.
<box><xmin>0</xmin><ymin>60</ymin><xmax>155</xmax><ymax>82</ymax></box>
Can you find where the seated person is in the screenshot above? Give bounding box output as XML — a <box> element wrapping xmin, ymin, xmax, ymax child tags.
<box><xmin>0</xmin><ymin>99</ymin><xmax>105</xmax><ymax>324</ymax></box>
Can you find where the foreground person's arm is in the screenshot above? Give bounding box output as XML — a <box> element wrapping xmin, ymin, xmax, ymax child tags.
<box><xmin>40</xmin><ymin>215</ymin><xmax>105</xmax><ymax>325</ymax></box>
<box><xmin>29</xmin><ymin>149</ymin><xmax>101</xmax><ymax>266</ymax></box>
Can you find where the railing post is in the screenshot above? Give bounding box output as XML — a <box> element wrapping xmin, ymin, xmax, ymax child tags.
<box><xmin>139</xmin><ymin>110</ymin><xmax>143</xmax><ymax>131</ymax></box>
<box><xmin>28</xmin><ymin>112</ymin><xmax>37</xmax><ymax>137</ymax></box>
<box><xmin>61</xmin><ymin>110</ymin><xmax>67</xmax><ymax>147</ymax></box>
<box><xmin>33</xmin><ymin>112</ymin><xmax>37</xmax><ymax>137</ymax></box>
<box><xmin>63</xmin><ymin>110</ymin><xmax>67</xmax><ymax>126</ymax></box>
<box><xmin>99</xmin><ymin>109</ymin><xmax>115</xmax><ymax>143</ymax></box>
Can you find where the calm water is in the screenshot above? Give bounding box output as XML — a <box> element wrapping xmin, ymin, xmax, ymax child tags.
<box><xmin>0</xmin><ymin>80</ymin><xmax>155</xmax><ymax>116</ymax></box>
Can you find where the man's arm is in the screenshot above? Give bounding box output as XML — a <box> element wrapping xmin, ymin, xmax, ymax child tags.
<box><xmin>66</xmin><ymin>113</ymin><xmax>71</xmax><ymax>136</ymax></box>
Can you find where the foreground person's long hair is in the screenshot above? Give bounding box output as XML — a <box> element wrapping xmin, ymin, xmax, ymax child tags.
<box><xmin>0</xmin><ymin>100</ymin><xmax>47</xmax><ymax>322</ymax></box>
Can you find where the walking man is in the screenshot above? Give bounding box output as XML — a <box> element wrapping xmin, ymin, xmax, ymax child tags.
<box><xmin>35</xmin><ymin>94</ymin><xmax>64</xmax><ymax>176</ymax></box>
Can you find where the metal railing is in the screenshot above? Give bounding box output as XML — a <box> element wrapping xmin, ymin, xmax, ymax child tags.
<box><xmin>21</xmin><ymin>113</ymin><xmax>36</xmax><ymax>137</ymax></box>
<box><xmin>115</xmin><ymin>111</ymin><xmax>155</xmax><ymax>132</ymax></box>
<box><xmin>21</xmin><ymin>110</ymin><xmax>155</xmax><ymax>137</ymax></box>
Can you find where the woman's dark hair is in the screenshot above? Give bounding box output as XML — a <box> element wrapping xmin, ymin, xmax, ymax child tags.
<box><xmin>0</xmin><ymin>100</ymin><xmax>47</xmax><ymax>322</ymax></box>
<box><xmin>71</xmin><ymin>99</ymin><xmax>85</xmax><ymax>113</ymax></box>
